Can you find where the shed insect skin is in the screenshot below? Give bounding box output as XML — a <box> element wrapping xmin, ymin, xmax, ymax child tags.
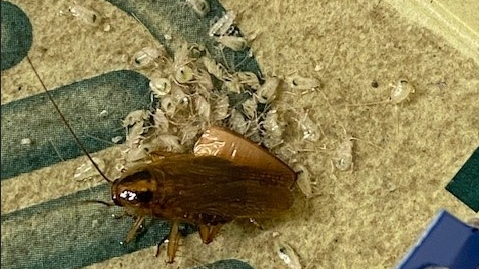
<box><xmin>27</xmin><ymin>56</ymin><xmax>296</xmax><ymax>263</ymax></box>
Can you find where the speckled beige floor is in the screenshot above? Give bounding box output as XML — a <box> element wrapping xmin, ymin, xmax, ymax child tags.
<box><xmin>2</xmin><ymin>1</ymin><xmax>478</xmax><ymax>269</ymax></box>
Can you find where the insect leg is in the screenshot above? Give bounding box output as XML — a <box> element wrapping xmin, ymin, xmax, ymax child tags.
<box><xmin>125</xmin><ymin>215</ymin><xmax>145</xmax><ymax>244</ymax></box>
<box><xmin>198</xmin><ymin>224</ymin><xmax>222</xmax><ymax>244</ymax></box>
<box><xmin>167</xmin><ymin>220</ymin><xmax>181</xmax><ymax>263</ymax></box>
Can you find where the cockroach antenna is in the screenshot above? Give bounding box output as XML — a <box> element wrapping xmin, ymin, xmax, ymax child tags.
<box><xmin>26</xmin><ymin>56</ymin><xmax>113</xmax><ymax>183</ymax></box>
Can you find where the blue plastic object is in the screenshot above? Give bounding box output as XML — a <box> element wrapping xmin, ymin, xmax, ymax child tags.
<box><xmin>396</xmin><ymin>210</ymin><xmax>479</xmax><ymax>269</ymax></box>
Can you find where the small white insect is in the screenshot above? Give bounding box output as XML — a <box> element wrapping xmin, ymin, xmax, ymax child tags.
<box><xmin>111</xmin><ymin>136</ymin><xmax>123</xmax><ymax>144</ymax></box>
<box><xmin>160</xmin><ymin>96</ymin><xmax>177</xmax><ymax>117</ymax></box>
<box><xmin>242</xmin><ymin>98</ymin><xmax>257</xmax><ymax>119</ymax></box>
<box><xmin>262</xmin><ymin>109</ymin><xmax>284</xmax><ymax>148</ymax></box>
<box><xmin>202</xmin><ymin>56</ymin><xmax>225</xmax><ymax>80</ymax></box>
<box><xmin>150</xmin><ymin>108</ymin><xmax>170</xmax><ymax>134</ymax></box>
<box><xmin>122</xmin><ymin>110</ymin><xmax>150</xmax><ymax>127</ymax></box>
<box><xmin>286</xmin><ymin>75</ymin><xmax>320</xmax><ymax>91</ymax></box>
<box><xmin>216</xmin><ymin>35</ymin><xmax>248</xmax><ymax>51</ymax></box>
<box><xmin>20</xmin><ymin>138</ymin><xmax>32</xmax><ymax>145</ymax></box>
<box><xmin>174</xmin><ymin>65</ymin><xmax>194</xmax><ymax>84</ymax></box>
<box><xmin>348</xmin><ymin>78</ymin><xmax>415</xmax><ymax>107</ymax></box>
<box><xmin>229</xmin><ymin>109</ymin><xmax>249</xmax><ymax>135</ymax></box>
<box><xmin>132</xmin><ymin>47</ymin><xmax>165</xmax><ymax>68</ymax></box>
<box><xmin>212</xmin><ymin>94</ymin><xmax>230</xmax><ymax>121</ymax></box>
<box><xmin>389</xmin><ymin>78</ymin><xmax>415</xmax><ymax>104</ymax></box>
<box><xmin>332</xmin><ymin>137</ymin><xmax>354</xmax><ymax>171</ymax></box>
<box><xmin>236</xmin><ymin>71</ymin><xmax>260</xmax><ymax>89</ymax></box>
<box><xmin>170</xmin><ymin>85</ymin><xmax>190</xmax><ymax>109</ymax></box>
<box><xmin>295</xmin><ymin>109</ymin><xmax>320</xmax><ymax>142</ymax></box>
<box><xmin>186</xmin><ymin>0</ymin><xmax>210</xmax><ymax>17</ymax></box>
<box><xmin>194</xmin><ymin>95</ymin><xmax>211</xmax><ymax>122</ymax></box>
<box><xmin>179</xmin><ymin>123</ymin><xmax>201</xmax><ymax>146</ymax></box>
<box><xmin>195</xmin><ymin>69</ymin><xmax>214</xmax><ymax>91</ymax></box>
<box><xmin>292</xmin><ymin>164</ymin><xmax>314</xmax><ymax>197</ymax></box>
<box><xmin>256</xmin><ymin>77</ymin><xmax>280</xmax><ymax>104</ymax></box>
<box><xmin>68</xmin><ymin>5</ymin><xmax>102</xmax><ymax>27</ymax></box>
<box><xmin>222</xmin><ymin>77</ymin><xmax>242</xmax><ymax>93</ymax></box>
<box><xmin>274</xmin><ymin>240</ymin><xmax>302</xmax><ymax>269</ymax></box>
<box><xmin>149</xmin><ymin>77</ymin><xmax>172</xmax><ymax>97</ymax></box>
<box><xmin>148</xmin><ymin>134</ymin><xmax>183</xmax><ymax>152</ymax></box>
<box><xmin>73</xmin><ymin>156</ymin><xmax>106</xmax><ymax>181</ymax></box>
<box><xmin>209</xmin><ymin>10</ymin><xmax>236</xmax><ymax>37</ymax></box>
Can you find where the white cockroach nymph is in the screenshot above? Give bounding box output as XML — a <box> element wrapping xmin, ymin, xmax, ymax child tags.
<box><xmin>185</xmin><ymin>0</ymin><xmax>210</xmax><ymax>17</ymax></box>
<box><xmin>149</xmin><ymin>77</ymin><xmax>172</xmax><ymax>97</ymax></box>
<box><xmin>216</xmin><ymin>35</ymin><xmax>248</xmax><ymax>51</ymax></box>
<box><xmin>132</xmin><ymin>46</ymin><xmax>167</xmax><ymax>69</ymax></box>
<box><xmin>286</xmin><ymin>75</ymin><xmax>320</xmax><ymax>91</ymax></box>
<box><xmin>209</xmin><ymin>10</ymin><xmax>236</xmax><ymax>37</ymax></box>
<box><xmin>68</xmin><ymin>4</ymin><xmax>102</xmax><ymax>27</ymax></box>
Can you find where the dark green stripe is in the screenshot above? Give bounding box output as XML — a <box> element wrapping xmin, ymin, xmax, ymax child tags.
<box><xmin>446</xmin><ymin>146</ymin><xmax>479</xmax><ymax>212</ymax></box>
<box><xmin>191</xmin><ymin>259</ymin><xmax>254</xmax><ymax>269</ymax></box>
<box><xmin>1</xmin><ymin>70</ymin><xmax>151</xmax><ymax>180</ymax></box>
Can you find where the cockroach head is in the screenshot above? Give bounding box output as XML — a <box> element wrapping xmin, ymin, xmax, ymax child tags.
<box><xmin>111</xmin><ymin>169</ymin><xmax>158</xmax><ymax>209</ymax></box>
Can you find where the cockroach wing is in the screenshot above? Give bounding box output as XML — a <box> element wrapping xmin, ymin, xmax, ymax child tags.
<box><xmin>142</xmin><ymin>155</ymin><xmax>294</xmax><ymax>223</ymax></box>
<box><xmin>194</xmin><ymin>126</ymin><xmax>296</xmax><ymax>187</ymax></box>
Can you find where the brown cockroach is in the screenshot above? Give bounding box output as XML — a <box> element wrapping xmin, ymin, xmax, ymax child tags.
<box><xmin>27</xmin><ymin>57</ymin><xmax>297</xmax><ymax>263</ymax></box>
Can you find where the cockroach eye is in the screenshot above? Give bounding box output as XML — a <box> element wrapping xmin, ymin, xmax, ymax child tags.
<box><xmin>137</xmin><ymin>191</ymin><xmax>154</xmax><ymax>203</ymax></box>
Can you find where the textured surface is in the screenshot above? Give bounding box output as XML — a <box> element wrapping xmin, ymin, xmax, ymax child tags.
<box><xmin>1</xmin><ymin>0</ymin><xmax>478</xmax><ymax>269</ymax></box>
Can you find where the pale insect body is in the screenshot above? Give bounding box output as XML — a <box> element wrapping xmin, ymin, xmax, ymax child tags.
<box><xmin>161</xmin><ymin>95</ymin><xmax>177</xmax><ymax>117</ymax></box>
<box><xmin>209</xmin><ymin>10</ymin><xmax>236</xmax><ymax>37</ymax></box>
<box><xmin>132</xmin><ymin>47</ymin><xmax>165</xmax><ymax>69</ymax></box>
<box><xmin>201</xmin><ymin>56</ymin><xmax>226</xmax><ymax>80</ymax></box>
<box><xmin>68</xmin><ymin>5</ymin><xmax>102</xmax><ymax>27</ymax></box>
<box><xmin>348</xmin><ymin>78</ymin><xmax>415</xmax><ymax>107</ymax></box>
<box><xmin>286</xmin><ymin>75</ymin><xmax>320</xmax><ymax>91</ymax></box>
<box><xmin>274</xmin><ymin>240</ymin><xmax>302</xmax><ymax>269</ymax></box>
<box><xmin>293</xmin><ymin>164</ymin><xmax>314</xmax><ymax>198</ymax></box>
<box><xmin>122</xmin><ymin>110</ymin><xmax>150</xmax><ymax>127</ymax></box>
<box><xmin>262</xmin><ymin>109</ymin><xmax>284</xmax><ymax>148</ymax></box>
<box><xmin>332</xmin><ymin>137</ymin><xmax>354</xmax><ymax>171</ymax></box>
<box><xmin>185</xmin><ymin>0</ymin><xmax>210</xmax><ymax>17</ymax></box>
<box><xmin>216</xmin><ymin>35</ymin><xmax>248</xmax><ymax>51</ymax></box>
<box><xmin>169</xmin><ymin>85</ymin><xmax>190</xmax><ymax>109</ymax></box>
<box><xmin>149</xmin><ymin>77</ymin><xmax>171</xmax><ymax>97</ymax></box>
<box><xmin>111</xmin><ymin>136</ymin><xmax>123</xmax><ymax>144</ymax></box>
<box><xmin>150</xmin><ymin>108</ymin><xmax>170</xmax><ymax>134</ymax></box>
<box><xmin>174</xmin><ymin>65</ymin><xmax>195</xmax><ymax>84</ymax></box>
<box><xmin>212</xmin><ymin>94</ymin><xmax>230</xmax><ymax>121</ymax></box>
<box><xmin>295</xmin><ymin>109</ymin><xmax>320</xmax><ymax>142</ymax></box>
<box><xmin>389</xmin><ymin>78</ymin><xmax>415</xmax><ymax>104</ymax></box>
<box><xmin>195</xmin><ymin>69</ymin><xmax>214</xmax><ymax>92</ymax></box>
<box><xmin>236</xmin><ymin>71</ymin><xmax>260</xmax><ymax>89</ymax></box>
<box><xmin>256</xmin><ymin>77</ymin><xmax>280</xmax><ymax>104</ymax></box>
<box><xmin>144</xmin><ymin>134</ymin><xmax>182</xmax><ymax>153</ymax></box>
<box><xmin>229</xmin><ymin>109</ymin><xmax>249</xmax><ymax>135</ymax></box>
<box><xmin>242</xmin><ymin>98</ymin><xmax>257</xmax><ymax>120</ymax></box>
<box><xmin>179</xmin><ymin>123</ymin><xmax>201</xmax><ymax>146</ymax></box>
<box><xmin>194</xmin><ymin>95</ymin><xmax>211</xmax><ymax>122</ymax></box>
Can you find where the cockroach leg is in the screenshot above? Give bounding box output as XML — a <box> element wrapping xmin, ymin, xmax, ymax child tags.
<box><xmin>198</xmin><ymin>224</ymin><xmax>222</xmax><ymax>244</ymax></box>
<box><xmin>155</xmin><ymin>235</ymin><xmax>169</xmax><ymax>257</ymax></box>
<box><xmin>125</xmin><ymin>215</ymin><xmax>146</xmax><ymax>244</ymax></box>
<box><xmin>167</xmin><ymin>220</ymin><xmax>181</xmax><ymax>263</ymax></box>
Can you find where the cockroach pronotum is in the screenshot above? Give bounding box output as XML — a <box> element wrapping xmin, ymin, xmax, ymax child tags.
<box><xmin>27</xmin><ymin>56</ymin><xmax>297</xmax><ymax>263</ymax></box>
